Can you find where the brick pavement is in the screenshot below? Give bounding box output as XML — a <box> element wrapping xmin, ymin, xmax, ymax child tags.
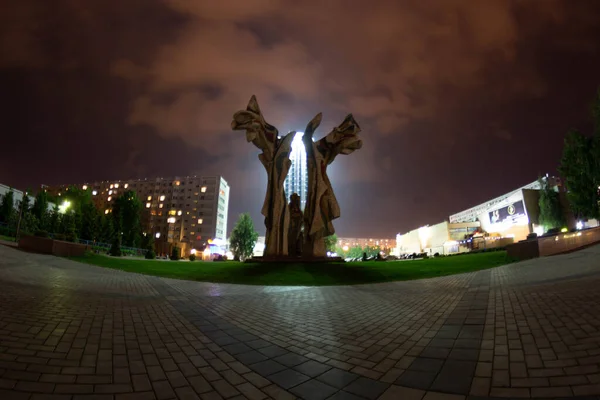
<box><xmin>1</xmin><ymin>244</ymin><xmax>600</xmax><ymax>400</ymax></box>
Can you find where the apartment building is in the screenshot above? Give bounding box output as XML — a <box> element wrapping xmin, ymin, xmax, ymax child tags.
<box><xmin>44</xmin><ymin>175</ymin><xmax>230</xmax><ymax>253</ymax></box>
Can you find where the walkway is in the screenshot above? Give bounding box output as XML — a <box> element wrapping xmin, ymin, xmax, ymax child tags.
<box><xmin>1</xmin><ymin>244</ymin><xmax>600</xmax><ymax>400</ymax></box>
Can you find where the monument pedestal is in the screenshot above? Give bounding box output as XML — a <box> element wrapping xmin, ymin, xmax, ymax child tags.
<box><xmin>247</xmin><ymin>256</ymin><xmax>345</xmax><ymax>263</ymax></box>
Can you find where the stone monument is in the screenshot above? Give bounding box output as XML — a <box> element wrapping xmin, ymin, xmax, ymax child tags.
<box><xmin>287</xmin><ymin>193</ymin><xmax>303</xmax><ymax>256</ymax></box>
<box><xmin>232</xmin><ymin>96</ymin><xmax>362</xmax><ymax>260</ymax></box>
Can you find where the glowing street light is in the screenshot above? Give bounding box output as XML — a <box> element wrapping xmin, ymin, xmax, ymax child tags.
<box><xmin>58</xmin><ymin>200</ymin><xmax>71</xmax><ymax>214</ymax></box>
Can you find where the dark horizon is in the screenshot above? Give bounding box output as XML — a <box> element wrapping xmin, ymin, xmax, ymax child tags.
<box><xmin>2</xmin><ymin>0</ymin><xmax>600</xmax><ymax>238</ymax></box>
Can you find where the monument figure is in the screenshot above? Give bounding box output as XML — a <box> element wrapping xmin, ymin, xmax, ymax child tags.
<box><xmin>231</xmin><ymin>96</ymin><xmax>295</xmax><ymax>256</ymax></box>
<box><xmin>287</xmin><ymin>193</ymin><xmax>304</xmax><ymax>256</ymax></box>
<box><xmin>232</xmin><ymin>95</ymin><xmax>362</xmax><ymax>260</ymax></box>
<box><xmin>302</xmin><ymin>113</ymin><xmax>362</xmax><ymax>257</ymax></box>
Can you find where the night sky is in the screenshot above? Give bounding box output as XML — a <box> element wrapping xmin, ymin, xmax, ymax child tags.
<box><xmin>2</xmin><ymin>0</ymin><xmax>600</xmax><ymax>238</ymax></box>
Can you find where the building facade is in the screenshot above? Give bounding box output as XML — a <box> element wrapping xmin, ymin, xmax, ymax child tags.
<box><xmin>44</xmin><ymin>176</ymin><xmax>230</xmax><ymax>255</ymax></box>
<box><xmin>283</xmin><ymin>132</ymin><xmax>309</xmax><ymax>210</ymax></box>
<box><xmin>395</xmin><ymin>176</ymin><xmax>576</xmax><ymax>256</ymax></box>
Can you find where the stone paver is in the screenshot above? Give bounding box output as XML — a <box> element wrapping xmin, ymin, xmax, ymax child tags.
<box><xmin>1</xmin><ymin>244</ymin><xmax>600</xmax><ymax>399</ymax></box>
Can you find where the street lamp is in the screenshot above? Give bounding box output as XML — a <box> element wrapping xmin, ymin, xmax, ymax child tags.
<box><xmin>58</xmin><ymin>200</ymin><xmax>71</xmax><ymax>214</ymax></box>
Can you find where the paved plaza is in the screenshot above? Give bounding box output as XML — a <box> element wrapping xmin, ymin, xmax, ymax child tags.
<box><xmin>1</xmin><ymin>245</ymin><xmax>600</xmax><ymax>400</ymax></box>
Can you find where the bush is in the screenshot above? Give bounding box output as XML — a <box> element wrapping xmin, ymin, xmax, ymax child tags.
<box><xmin>34</xmin><ymin>230</ymin><xmax>49</xmax><ymax>238</ymax></box>
<box><xmin>54</xmin><ymin>233</ymin><xmax>66</xmax><ymax>241</ymax></box>
<box><xmin>171</xmin><ymin>247</ymin><xmax>180</xmax><ymax>261</ymax></box>
<box><xmin>66</xmin><ymin>233</ymin><xmax>77</xmax><ymax>243</ymax></box>
<box><xmin>145</xmin><ymin>250</ymin><xmax>156</xmax><ymax>259</ymax></box>
<box><xmin>189</xmin><ymin>253</ymin><xmax>196</xmax><ymax>262</ymax></box>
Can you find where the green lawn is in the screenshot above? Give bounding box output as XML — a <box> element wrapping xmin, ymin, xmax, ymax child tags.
<box><xmin>0</xmin><ymin>235</ymin><xmax>16</xmax><ymax>242</ymax></box>
<box><xmin>69</xmin><ymin>251</ymin><xmax>515</xmax><ymax>286</ymax></box>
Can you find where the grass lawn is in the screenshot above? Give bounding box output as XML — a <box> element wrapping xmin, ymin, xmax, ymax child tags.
<box><xmin>69</xmin><ymin>251</ymin><xmax>515</xmax><ymax>286</ymax></box>
<box><xmin>0</xmin><ymin>235</ymin><xmax>15</xmax><ymax>242</ymax></box>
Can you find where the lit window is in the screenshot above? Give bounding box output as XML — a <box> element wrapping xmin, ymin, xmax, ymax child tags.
<box><xmin>82</xmin><ymin>185</ymin><xmax>88</xmax><ymax>190</ymax></box>
<box><xmin>147</xmin><ymin>196</ymin><xmax>152</xmax><ymax>201</ymax></box>
<box><xmin>58</xmin><ymin>193</ymin><xmax>61</xmax><ymax>196</ymax></box>
<box><xmin>177</xmin><ymin>210</ymin><xmax>182</xmax><ymax>216</ymax></box>
<box><xmin>169</xmin><ymin>210</ymin><xmax>176</xmax><ymax>216</ymax></box>
<box><xmin>105</xmin><ymin>209</ymin><xmax>109</xmax><ymax>214</ymax></box>
<box><xmin>167</xmin><ymin>217</ymin><xmax>176</xmax><ymax>223</ymax></box>
<box><xmin>198</xmin><ymin>219</ymin><xmax>203</xmax><ymax>224</ymax></box>
<box><xmin>92</xmin><ymin>190</ymin><xmax>97</xmax><ymax>196</ymax></box>
<box><xmin>114</xmin><ymin>183</ymin><xmax>119</xmax><ymax>188</ymax></box>
<box><xmin>107</xmin><ymin>196</ymin><xmax>112</xmax><ymax>201</ymax></box>
<box><xmin>160</xmin><ymin>195</ymin><xmax>165</xmax><ymax>201</ymax></box>
<box><xmin>201</xmin><ymin>187</ymin><xmax>207</xmax><ymax>193</ymax></box>
<box><xmin>110</xmin><ymin>184</ymin><xmax>114</xmax><ymax>189</ymax></box>
<box><xmin>124</xmin><ymin>183</ymin><xmax>128</xmax><ymax>188</ymax></box>
<box><xmin>146</xmin><ymin>203</ymin><xmax>151</xmax><ymax>208</ymax></box>
<box><xmin>175</xmin><ymin>181</ymin><xmax>180</xmax><ymax>186</ymax></box>
<box><xmin>109</xmin><ymin>190</ymin><xmax>113</xmax><ymax>195</ymax></box>
<box><xmin>159</xmin><ymin>204</ymin><xmax>163</xmax><ymax>208</ymax></box>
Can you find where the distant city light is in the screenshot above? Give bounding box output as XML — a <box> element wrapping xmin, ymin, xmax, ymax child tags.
<box><xmin>198</xmin><ymin>218</ymin><xmax>203</xmax><ymax>224</ymax></box>
<box><xmin>146</xmin><ymin>203</ymin><xmax>151</xmax><ymax>208</ymax></box>
<box><xmin>92</xmin><ymin>190</ymin><xmax>97</xmax><ymax>196</ymax></box>
<box><xmin>82</xmin><ymin>185</ymin><xmax>88</xmax><ymax>190</ymax></box>
<box><xmin>114</xmin><ymin>183</ymin><xmax>119</xmax><ymax>188</ymax></box>
<box><xmin>160</xmin><ymin>195</ymin><xmax>165</xmax><ymax>201</ymax></box>
<box><xmin>124</xmin><ymin>183</ymin><xmax>128</xmax><ymax>188</ymax></box>
<box><xmin>576</xmin><ymin>221</ymin><xmax>584</xmax><ymax>230</ymax></box>
<box><xmin>155</xmin><ymin>232</ymin><xmax>161</xmax><ymax>238</ymax></box>
<box><xmin>201</xmin><ymin>187</ymin><xmax>207</xmax><ymax>193</ymax></box>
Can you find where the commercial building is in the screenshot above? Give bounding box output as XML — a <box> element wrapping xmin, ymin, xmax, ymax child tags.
<box><xmin>283</xmin><ymin>132</ymin><xmax>309</xmax><ymax>210</ymax></box>
<box><xmin>395</xmin><ymin>176</ymin><xmax>576</xmax><ymax>256</ymax></box>
<box><xmin>44</xmin><ymin>175</ymin><xmax>230</xmax><ymax>256</ymax></box>
<box><xmin>1</xmin><ymin>184</ymin><xmax>55</xmax><ymax>212</ymax></box>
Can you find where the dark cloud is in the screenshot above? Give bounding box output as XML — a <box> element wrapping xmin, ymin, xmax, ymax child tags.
<box><xmin>1</xmin><ymin>0</ymin><xmax>600</xmax><ymax>237</ymax></box>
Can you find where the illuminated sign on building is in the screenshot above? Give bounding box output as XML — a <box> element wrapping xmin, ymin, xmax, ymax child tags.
<box><xmin>489</xmin><ymin>200</ymin><xmax>526</xmax><ymax>225</ymax></box>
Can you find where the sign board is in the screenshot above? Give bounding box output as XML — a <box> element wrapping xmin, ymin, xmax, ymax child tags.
<box><xmin>489</xmin><ymin>200</ymin><xmax>526</xmax><ymax>225</ymax></box>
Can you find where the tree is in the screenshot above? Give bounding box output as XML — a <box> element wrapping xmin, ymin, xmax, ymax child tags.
<box><xmin>49</xmin><ymin>204</ymin><xmax>60</xmax><ymax>233</ymax></box>
<box><xmin>143</xmin><ymin>234</ymin><xmax>156</xmax><ymax>259</ymax></box>
<box><xmin>80</xmin><ymin>202</ymin><xmax>99</xmax><ymax>241</ymax></box>
<box><xmin>346</xmin><ymin>245</ymin><xmax>364</xmax><ymax>259</ymax></box>
<box><xmin>559</xmin><ymin>130</ymin><xmax>599</xmax><ymax>219</ymax></box>
<box><xmin>229</xmin><ymin>213</ymin><xmax>258</xmax><ymax>261</ymax></box>
<box><xmin>109</xmin><ymin>234</ymin><xmax>122</xmax><ymax>256</ymax></box>
<box><xmin>0</xmin><ymin>189</ymin><xmax>15</xmax><ymax>224</ymax></box>
<box><xmin>112</xmin><ymin>191</ymin><xmax>142</xmax><ymax>247</ymax></box>
<box><xmin>32</xmin><ymin>191</ymin><xmax>49</xmax><ymax>221</ymax></box>
<box><xmin>32</xmin><ymin>191</ymin><xmax>50</xmax><ymax>230</ymax></box>
<box><xmin>98</xmin><ymin>213</ymin><xmax>113</xmax><ymax>243</ymax></box>
<box><xmin>324</xmin><ymin>234</ymin><xmax>338</xmax><ymax>253</ymax></box>
<box><xmin>538</xmin><ymin>177</ymin><xmax>565</xmax><ymax>232</ymax></box>
<box><xmin>20</xmin><ymin>193</ymin><xmax>31</xmax><ymax>215</ymax></box>
<box><xmin>59</xmin><ymin>211</ymin><xmax>78</xmax><ymax>242</ymax></box>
